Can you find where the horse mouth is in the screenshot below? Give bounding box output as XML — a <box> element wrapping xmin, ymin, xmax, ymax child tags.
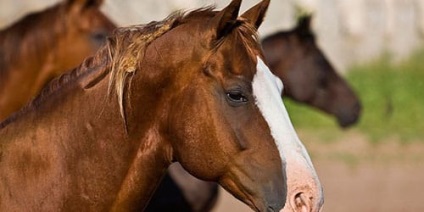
<box><xmin>337</xmin><ymin>111</ymin><xmax>360</xmax><ymax>128</ymax></box>
<box><xmin>337</xmin><ymin>101</ymin><xmax>362</xmax><ymax>128</ymax></box>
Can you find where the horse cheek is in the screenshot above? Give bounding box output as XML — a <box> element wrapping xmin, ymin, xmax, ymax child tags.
<box><xmin>167</xmin><ymin>88</ymin><xmax>228</xmax><ymax>180</ymax></box>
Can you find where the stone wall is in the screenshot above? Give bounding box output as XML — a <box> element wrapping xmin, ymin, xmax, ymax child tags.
<box><xmin>1</xmin><ymin>0</ymin><xmax>423</xmax><ymax>72</ymax></box>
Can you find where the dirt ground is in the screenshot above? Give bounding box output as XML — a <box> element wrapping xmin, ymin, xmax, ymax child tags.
<box><xmin>213</xmin><ymin>130</ymin><xmax>424</xmax><ymax>212</ymax></box>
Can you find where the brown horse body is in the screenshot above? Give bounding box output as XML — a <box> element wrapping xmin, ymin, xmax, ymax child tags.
<box><xmin>0</xmin><ymin>1</ymin><xmax>321</xmax><ymax>211</ymax></box>
<box><xmin>0</xmin><ymin>0</ymin><xmax>115</xmax><ymax>121</ymax></box>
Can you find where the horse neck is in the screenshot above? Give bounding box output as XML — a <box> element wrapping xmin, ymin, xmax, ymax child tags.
<box><xmin>0</xmin><ymin>49</ymin><xmax>173</xmax><ymax>210</ymax></box>
<box><xmin>90</xmin><ymin>45</ymin><xmax>180</xmax><ymax>209</ymax></box>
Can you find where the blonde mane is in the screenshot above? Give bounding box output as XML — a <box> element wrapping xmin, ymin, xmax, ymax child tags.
<box><xmin>107</xmin><ymin>13</ymin><xmax>182</xmax><ymax>120</ymax></box>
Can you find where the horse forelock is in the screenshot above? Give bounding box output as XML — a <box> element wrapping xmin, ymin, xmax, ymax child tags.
<box><xmin>207</xmin><ymin>14</ymin><xmax>260</xmax><ymax>66</ymax></box>
<box><xmin>234</xmin><ymin>19</ymin><xmax>260</xmax><ymax>61</ymax></box>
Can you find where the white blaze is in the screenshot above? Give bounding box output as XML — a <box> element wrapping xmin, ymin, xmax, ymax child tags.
<box><xmin>252</xmin><ymin>56</ymin><xmax>311</xmax><ymax>165</ymax></box>
<box><xmin>252</xmin><ymin>56</ymin><xmax>322</xmax><ymax>208</ymax></box>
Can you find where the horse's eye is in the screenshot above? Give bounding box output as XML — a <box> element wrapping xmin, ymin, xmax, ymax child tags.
<box><xmin>226</xmin><ymin>91</ymin><xmax>248</xmax><ymax>104</ymax></box>
<box><xmin>92</xmin><ymin>32</ymin><xmax>106</xmax><ymax>41</ymax></box>
<box><xmin>90</xmin><ymin>30</ymin><xmax>108</xmax><ymax>46</ymax></box>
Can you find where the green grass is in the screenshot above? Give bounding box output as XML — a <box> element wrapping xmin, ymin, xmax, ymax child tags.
<box><xmin>283</xmin><ymin>98</ymin><xmax>342</xmax><ymax>143</ymax></box>
<box><xmin>285</xmin><ymin>49</ymin><xmax>424</xmax><ymax>143</ymax></box>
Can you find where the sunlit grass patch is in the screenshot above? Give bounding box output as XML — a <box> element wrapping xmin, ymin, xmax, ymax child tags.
<box><xmin>348</xmin><ymin>51</ymin><xmax>424</xmax><ymax>142</ymax></box>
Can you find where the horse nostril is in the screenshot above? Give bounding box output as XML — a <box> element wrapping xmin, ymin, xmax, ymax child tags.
<box><xmin>267</xmin><ymin>206</ymin><xmax>275</xmax><ymax>212</ymax></box>
<box><xmin>292</xmin><ymin>192</ymin><xmax>312</xmax><ymax>212</ymax></box>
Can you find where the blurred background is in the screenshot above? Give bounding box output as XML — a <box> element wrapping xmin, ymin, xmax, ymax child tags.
<box><xmin>1</xmin><ymin>0</ymin><xmax>423</xmax><ymax>211</ymax></box>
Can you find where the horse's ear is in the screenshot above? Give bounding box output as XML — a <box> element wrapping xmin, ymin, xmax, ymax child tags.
<box><xmin>240</xmin><ymin>0</ymin><xmax>270</xmax><ymax>30</ymax></box>
<box><xmin>65</xmin><ymin>0</ymin><xmax>104</xmax><ymax>12</ymax></box>
<box><xmin>296</xmin><ymin>15</ymin><xmax>313</xmax><ymax>35</ymax></box>
<box><xmin>209</xmin><ymin>0</ymin><xmax>242</xmax><ymax>40</ymax></box>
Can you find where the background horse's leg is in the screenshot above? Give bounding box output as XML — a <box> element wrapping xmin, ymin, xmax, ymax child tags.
<box><xmin>146</xmin><ymin>163</ymin><xmax>219</xmax><ymax>212</ymax></box>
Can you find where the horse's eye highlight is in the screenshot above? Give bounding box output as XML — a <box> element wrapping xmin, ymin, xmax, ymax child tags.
<box><xmin>226</xmin><ymin>91</ymin><xmax>248</xmax><ymax>104</ymax></box>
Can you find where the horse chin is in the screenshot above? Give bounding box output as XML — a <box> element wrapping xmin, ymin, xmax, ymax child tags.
<box><xmin>248</xmin><ymin>199</ymin><xmax>286</xmax><ymax>212</ymax></box>
<box><xmin>337</xmin><ymin>116</ymin><xmax>359</xmax><ymax>129</ymax></box>
<box><xmin>221</xmin><ymin>184</ymin><xmax>281</xmax><ymax>212</ymax></box>
<box><xmin>219</xmin><ymin>172</ymin><xmax>286</xmax><ymax>212</ymax></box>
<box><xmin>218</xmin><ymin>178</ymin><xmax>253</xmax><ymax>210</ymax></box>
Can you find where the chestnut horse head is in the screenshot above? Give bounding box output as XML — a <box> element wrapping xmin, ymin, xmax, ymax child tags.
<box><xmin>0</xmin><ymin>0</ymin><xmax>322</xmax><ymax>211</ymax></box>
<box><xmin>0</xmin><ymin>0</ymin><xmax>115</xmax><ymax>121</ymax></box>
<box><xmin>262</xmin><ymin>15</ymin><xmax>361</xmax><ymax>127</ymax></box>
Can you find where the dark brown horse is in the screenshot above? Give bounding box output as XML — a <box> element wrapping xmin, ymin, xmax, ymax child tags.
<box><xmin>0</xmin><ymin>0</ymin><xmax>115</xmax><ymax>121</ymax></box>
<box><xmin>0</xmin><ymin>0</ymin><xmax>322</xmax><ymax>211</ymax></box>
<box><xmin>262</xmin><ymin>15</ymin><xmax>361</xmax><ymax>128</ymax></box>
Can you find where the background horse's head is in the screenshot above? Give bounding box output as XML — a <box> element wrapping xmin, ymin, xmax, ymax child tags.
<box><xmin>54</xmin><ymin>0</ymin><xmax>116</xmax><ymax>73</ymax></box>
<box><xmin>0</xmin><ymin>0</ymin><xmax>115</xmax><ymax>121</ymax></box>
<box><xmin>262</xmin><ymin>15</ymin><xmax>361</xmax><ymax>128</ymax></box>
<box><xmin>108</xmin><ymin>0</ymin><xmax>322</xmax><ymax>211</ymax></box>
